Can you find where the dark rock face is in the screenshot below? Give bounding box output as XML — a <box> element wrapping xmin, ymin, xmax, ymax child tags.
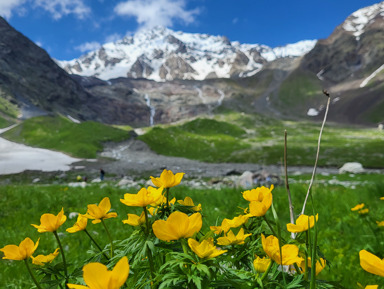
<box><xmin>0</xmin><ymin>17</ymin><xmax>97</xmax><ymax>121</ymax></box>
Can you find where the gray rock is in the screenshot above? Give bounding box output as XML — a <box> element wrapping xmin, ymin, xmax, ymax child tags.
<box><xmin>339</xmin><ymin>162</ymin><xmax>365</xmax><ymax>174</ymax></box>
<box><xmin>236</xmin><ymin>171</ymin><xmax>254</xmax><ymax>189</ymax></box>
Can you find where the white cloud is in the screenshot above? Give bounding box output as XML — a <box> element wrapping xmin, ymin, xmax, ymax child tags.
<box><xmin>75</xmin><ymin>41</ymin><xmax>101</xmax><ymax>53</ymax></box>
<box><xmin>33</xmin><ymin>0</ymin><xmax>91</xmax><ymax>20</ymax></box>
<box><xmin>0</xmin><ymin>0</ymin><xmax>26</xmax><ymax>19</ymax></box>
<box><xmin>105</xmin><ymin>33</ymin><xmax>122</xmax><ymax>43</ymax></box>
<box><xmin>114</xmin><ymin>0</ymin><xmax>199</xmax><ymax>29</ymax></box>
<box><xmin>0</xmin><ymin>0</ymin><xmax>90</xmax><ymax>20</ymax></box>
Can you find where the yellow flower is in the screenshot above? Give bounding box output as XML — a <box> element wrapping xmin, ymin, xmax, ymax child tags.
<box><xmin>84</xmin><ymin>197</ymin><xmax>117</xmax><ymax>224</ymax></box>
<box><xmin>358</xmin><ymin>208</ymin><xmax>369</xmax><ymax>214</ymax></box>
<box><xmin>67</xmin><ymin>256</ymin><xmax>129</xmax><ymax>289</ymax></box>
<box><xmin>359</xmin><ymin>249</ymin><xmax>384</xmax><ymax>277</ymax></box>
<box><xmin>120</xmin><ymin>186</ymin><xmax>163</xmax><ymax>207</ymax></box>
<box><xmin>253</xmin><ymin>255</ymin><xmax>271</xmax><ymax>273</ymax></box>
<box><xmin>122</xmin><ymin>212</ymin><xmax>146</xmax><ymax>226</ymax></box>
<box><xmin>188</xmin><ymin>238</ymin><xmax>227</xmax><ymax>259</ymax></box>
<box><xmin>261</xmin><ymin>234</ymin><xmax>303</xmax><ymax>265</ymax></box>
<box><xmin>0</xmin><ymin>237</ymin><xmax>39</xmax><ymax>260</ymax></box>
<box><xmin>178</xmin><ymin>196</ymin><xmax>202</xmax><ymax>211</ymax></box>
<box><xmin>210</xmin><ymin>214</ymin><xmax>251</xmax><ymax>234</ymax></box>
<box><xmin>365</xmin><ymin>286</ymin><xmax>378</xmax><ymax>289</ymax></box>
<box><xmin>31</xmin><ymin>248</ymin><xmax>60</xmax><ymax>266</ymax></box>
<box><xmin>351</xmin><ymin>203</ymin><xmax>365</xmax><ymax>211</ymax></box>
<box><xmin>242</xmin><ymin>185</ymin><xmax>274</xmax><ymax>201</ymax></box>
<box><xmin>31</xmin><ymin>208</ymin><xmax>67</xmax><ymax>233</ymax></box>
<box><xmin>377</xmin><ymin>221</ymin><xmax>384</xmax><ymax>227</ymax></box>
<box><xmin>242</xmin><ymin>185</ymin><xmax>273</xmax><ymax>217</ymax></box>
<box><xmin>67</xmin><ymin>214</ymin><xmax>88</xmax><ymax>233</ymax></box>
<box><xmin>287</xmin><ymin>214</ymin><xmax>319</xmax><ymax>233</ymax></box>
<box><xmin>380</xmin><ymin>197</ymin><xmax>384</xmax><ymax>200</ymax></box>
<box><xmin>152</xmin><ymin>211</ymin><xmax>202</xmax><ymax>241</ymax></box>
<box><xmin>150</xmin><ymin>169</ymin><xmax>184</xmax><ymax>188</ymax></box>
<box><xmin>217</xmin><ymin>228</ymin><xmax>252</xmax><ymax>245</ymax></box>
<box><xmin>297</xmin><ymin>257</ymin><xmax>326</xmax><ymax>276</ymax></box>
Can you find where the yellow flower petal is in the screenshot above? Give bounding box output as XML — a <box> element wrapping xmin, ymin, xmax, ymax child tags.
<box><xmin>67</xmin><ymin>214</ymin><xmax>88</xmax><ymax>233</ymax></box>
<box><xmin>188</xmin><ymin>238</ymin><xmax>227</xmax><ymax>259</ymax></box>
<box><xmin>351</xmin><ymin>203</ymin><xmax>365</xmax><ymax>211</ymax></box>
<box><xmin>0</xmin><ymin>238</ymin><xmax>39</xmax><ymax>261</ymax></box>
<box><xmin>150</xmin><ymin>169</ymin><xmax>184</xmax><ymax>188</ymax></box>
<box><xmin>152</xmin><ymin>211</ymin><xmax>202</xmax><ymax>241</ymax></box>
<box><xmin>84</xmin><ymin>197</ymin><xmax>117</xmax><ymax>223</ymax></box>
<box><xmin>68</xmin><ymin>256</ymin><xmax>129</xmax><ymax>289</ymax></box>
<box><xmin>32</xmin><ymin>208</ymin><xmax>67</xmax><ymax>233</ymax></box>
<box><xmin>287</xmin><ymin>214</ymin><xmax>318</xmax><ymax>233</ymax></box>
<box><xmin>122</xmin><ymin>212</ymin><xmax>146</xmax><ymax>226</ymax></box>
<box><xmin>359</xmin><ymin>250</ymin><xmax>384</xmax><ymax>277</ymax></box>
<box><xmin>120</xmin><ymin>187</ymin><xmax>163</xmax><ymax>207</ymax></box>
<box><xmin>32</xmin><ymin>248</ymin><xmax>60</xmax><ymax>266</ymax></box>
<box><xmin>253</xmin><ymin>255</ymin><xmax>271</xmax><ymax>273</ymax></box>
<box><xmin>261</xmin><ymin>234</ymin><xmax>303</xmax><ymax>265</ymax></box>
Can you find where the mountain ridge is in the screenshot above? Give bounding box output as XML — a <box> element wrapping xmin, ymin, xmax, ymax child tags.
<box><xmin>58</xmin><ymin>26</ymin><xmax>316</xmax><ymax>82</ymax></box>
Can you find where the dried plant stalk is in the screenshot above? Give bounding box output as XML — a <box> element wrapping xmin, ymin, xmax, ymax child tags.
<box><xmin>301</xmin><ymin>90</ymin><xmax>331</xmax><ymax>215</ymax></box>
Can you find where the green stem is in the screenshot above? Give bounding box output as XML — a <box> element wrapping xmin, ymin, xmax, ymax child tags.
<box><xmin>181</xmin><ymin>239</ymin><xmax>189</xmax><ymax>254</ymax></box>
<box><xmin>24</xmin><ymin>259</ymin><xmax>43</xmax><ymax>289</ymax></box>
<box><xmin>263</xmin><ymin>216</ymin><xmax>277</xmax><ymax>236</ymax></box>
<box><xmin>143</xmin><ymin>207</ymin><xmax>150</xmax><ymax>235</ymax></box>
<box><xmin>84</xmin><ymin>229</ymin><xmax>110</xmax><ymax>260</ymax></box>
<box><xmin>146</xmin><ymin>242</ymin><xmax>156</xmax><ymax>289</ymax></box>
<box><xmin>304</xmin><ymin>231</ymin><xmax>309</xmax><ymax>281</ymax></box>
<box><xmin>310</xmin><ymin>218</ymin><xmax>318</xmax><ymax>289</ymax></box>
<box><xmin>101</xmin><ymin>219</ymin><xmax>114</xmax><ymax>258</ymax></box>
<box><xmin>165</xmin><ymin>188</ymin><xmax>170</xmax><ymax>209</ymax></box>
<box><xmin>53</xmin><ymin>231</ymin><xmax>68</xmax><ymax>280</ymax></box>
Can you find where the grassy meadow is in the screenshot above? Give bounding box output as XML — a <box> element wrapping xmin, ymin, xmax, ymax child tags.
<box><xmin>1</xmin><ymin>173</ymin><xmax>384</xmax><ymax>288</ymax></box>
<box><xmin>0</xmin><ymin>112</ymin><xmax>383</xmax><ymax>287</ymax></box>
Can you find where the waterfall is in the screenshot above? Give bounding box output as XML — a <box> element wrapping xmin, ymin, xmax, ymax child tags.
<box><xmin>144</xmin><ymin>94</ymin><xmax>155</xmax><ymax>126</ymax></box>
<box><xmin>217</xmin><ymin>89</ymin><xmax>225</xmax><ymax>106</ymax></box>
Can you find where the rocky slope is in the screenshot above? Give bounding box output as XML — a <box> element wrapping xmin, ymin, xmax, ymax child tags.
<box><xmin>0</xmin><ymin>17</ymin><xmax>98</xmax><ymax>121</ymax></box>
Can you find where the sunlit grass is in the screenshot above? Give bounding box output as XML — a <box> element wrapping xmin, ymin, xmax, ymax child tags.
<box><xmin>1</xmin><ymin>173</ymin><xmax>383</xmax><ymax>287</ymax></box>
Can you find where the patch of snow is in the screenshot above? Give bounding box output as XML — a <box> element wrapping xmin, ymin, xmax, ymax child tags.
<box><xmin>307</xmin><ymin>108</ymin><xmax>319</xmax><ymax>116</ymax></box>
<box><xmin>67</xmin><ymin>115</ymin><xmax>81</xmax><ymax>123</ymax></box>
<box><xmin>57</xmin><ymin>27</ymin><xmax>317</xmax><ymax>82</ymax></box>
<box><xmin>343</xmin><ymin>2</ymin><xmax>384</xmax><ymax>38</ymax></box>
<box><xmin>360</xmin><ymin>64</ymin><xmax>384</xmax><ymax>87</ymax></box>
<box><xmin>0</xmin><ymin>137</ymin><xmax>81</xmax><ymax>175</ymax></box>
<box><xmin>316</xmin><ymin>69</ymin><xmax>325</xmax><ymax>81</ymax></box>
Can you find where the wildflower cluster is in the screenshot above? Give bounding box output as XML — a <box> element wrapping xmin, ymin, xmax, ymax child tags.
<box><xmin>1</xmin><ymin>169</ymin><xmax>331</xmax><ymax>288</ymax></box>
<box><xmin>352</xmin><ymin>198</ymin><xmax>384</xmax><ymax>287</ymax></box>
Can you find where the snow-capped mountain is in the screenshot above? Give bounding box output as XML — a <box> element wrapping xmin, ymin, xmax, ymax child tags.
<box><xmin>342</xmin><ymin>1</ymin><xmax>384</xmax><ymax>39</ymax></box>
<box><xmin>58</xmin><ymin>26</ymin><xmax>316</xmax><ymax>81</ymax></box>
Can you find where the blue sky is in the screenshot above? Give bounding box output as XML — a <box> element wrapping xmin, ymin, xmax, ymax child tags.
<box><xmin>1</xmin><ymin>0</ymin><xmax>382</xmax><ymax>60</ymax></box>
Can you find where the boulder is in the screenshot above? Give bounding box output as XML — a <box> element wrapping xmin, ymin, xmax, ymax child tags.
<box><xmin>236</xmin><ymin>171</ymin><xmax>254</xmax><ymax>189</ymax></box>
<box><xmin>339</xmin><ymin>162</ymin><xmax>365</xmax><ymax>174</ymax></box>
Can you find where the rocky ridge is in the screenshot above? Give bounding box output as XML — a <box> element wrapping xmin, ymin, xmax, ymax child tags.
<box><xmin>58</xmin><ymin>26</ymin><xmax>316</xmax><ymax>81</ymax></box>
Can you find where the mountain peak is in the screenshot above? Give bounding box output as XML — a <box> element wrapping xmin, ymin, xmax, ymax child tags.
<box><xmin>58</xmin><ymin>27</ymin><xmax>315</xmax><ymax>82</ymax></box>
<box><xmin>342</xmin><ymin>1</ymin><xmax>384</xmax><ymax>38</ymax></box>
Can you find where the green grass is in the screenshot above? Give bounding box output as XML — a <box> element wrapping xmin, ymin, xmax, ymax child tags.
<box><xmin>138</xmin><ymin>118</ymin><xmax>249</xmax><ymax>162</ymax></box>
<box><xmin>2</xmin><ymin>115</ymin><xmax>130</xmax><ymax>158</ymax></box>
<box><xmin>1</xmin><ymin>174</ymin><xmax>384</xmax><ymax>288</ymax></box>
<box><xmin>0</xmin><ymin>88</ymin><xmax>19</xmax><ymax>118</ymax></box>
<box><xmin>138</xmin><ymin>113</ymin><xmax>384</xmax><ymax>168</ymax></box>
<box><xmin>276</xmin><ymin>70</ymin><xmax>322</xmax><ymax>113</ymax></box>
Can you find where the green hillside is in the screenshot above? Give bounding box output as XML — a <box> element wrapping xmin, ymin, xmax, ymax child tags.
<box><xmin>2</xmin><ymin>115</ymin><xmax>130</xmax><ymax>158</ymax></box>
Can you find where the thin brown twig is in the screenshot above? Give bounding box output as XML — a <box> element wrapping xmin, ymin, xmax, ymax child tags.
<box><xmin>301</xmin><ymin>90</ymin><xmax>331</xmax><ymax>215</ymax></box>
<box><xmin>284</xmin><ymin>130</ymin><xmax>296</xmax><ymax>239</ymax></box>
